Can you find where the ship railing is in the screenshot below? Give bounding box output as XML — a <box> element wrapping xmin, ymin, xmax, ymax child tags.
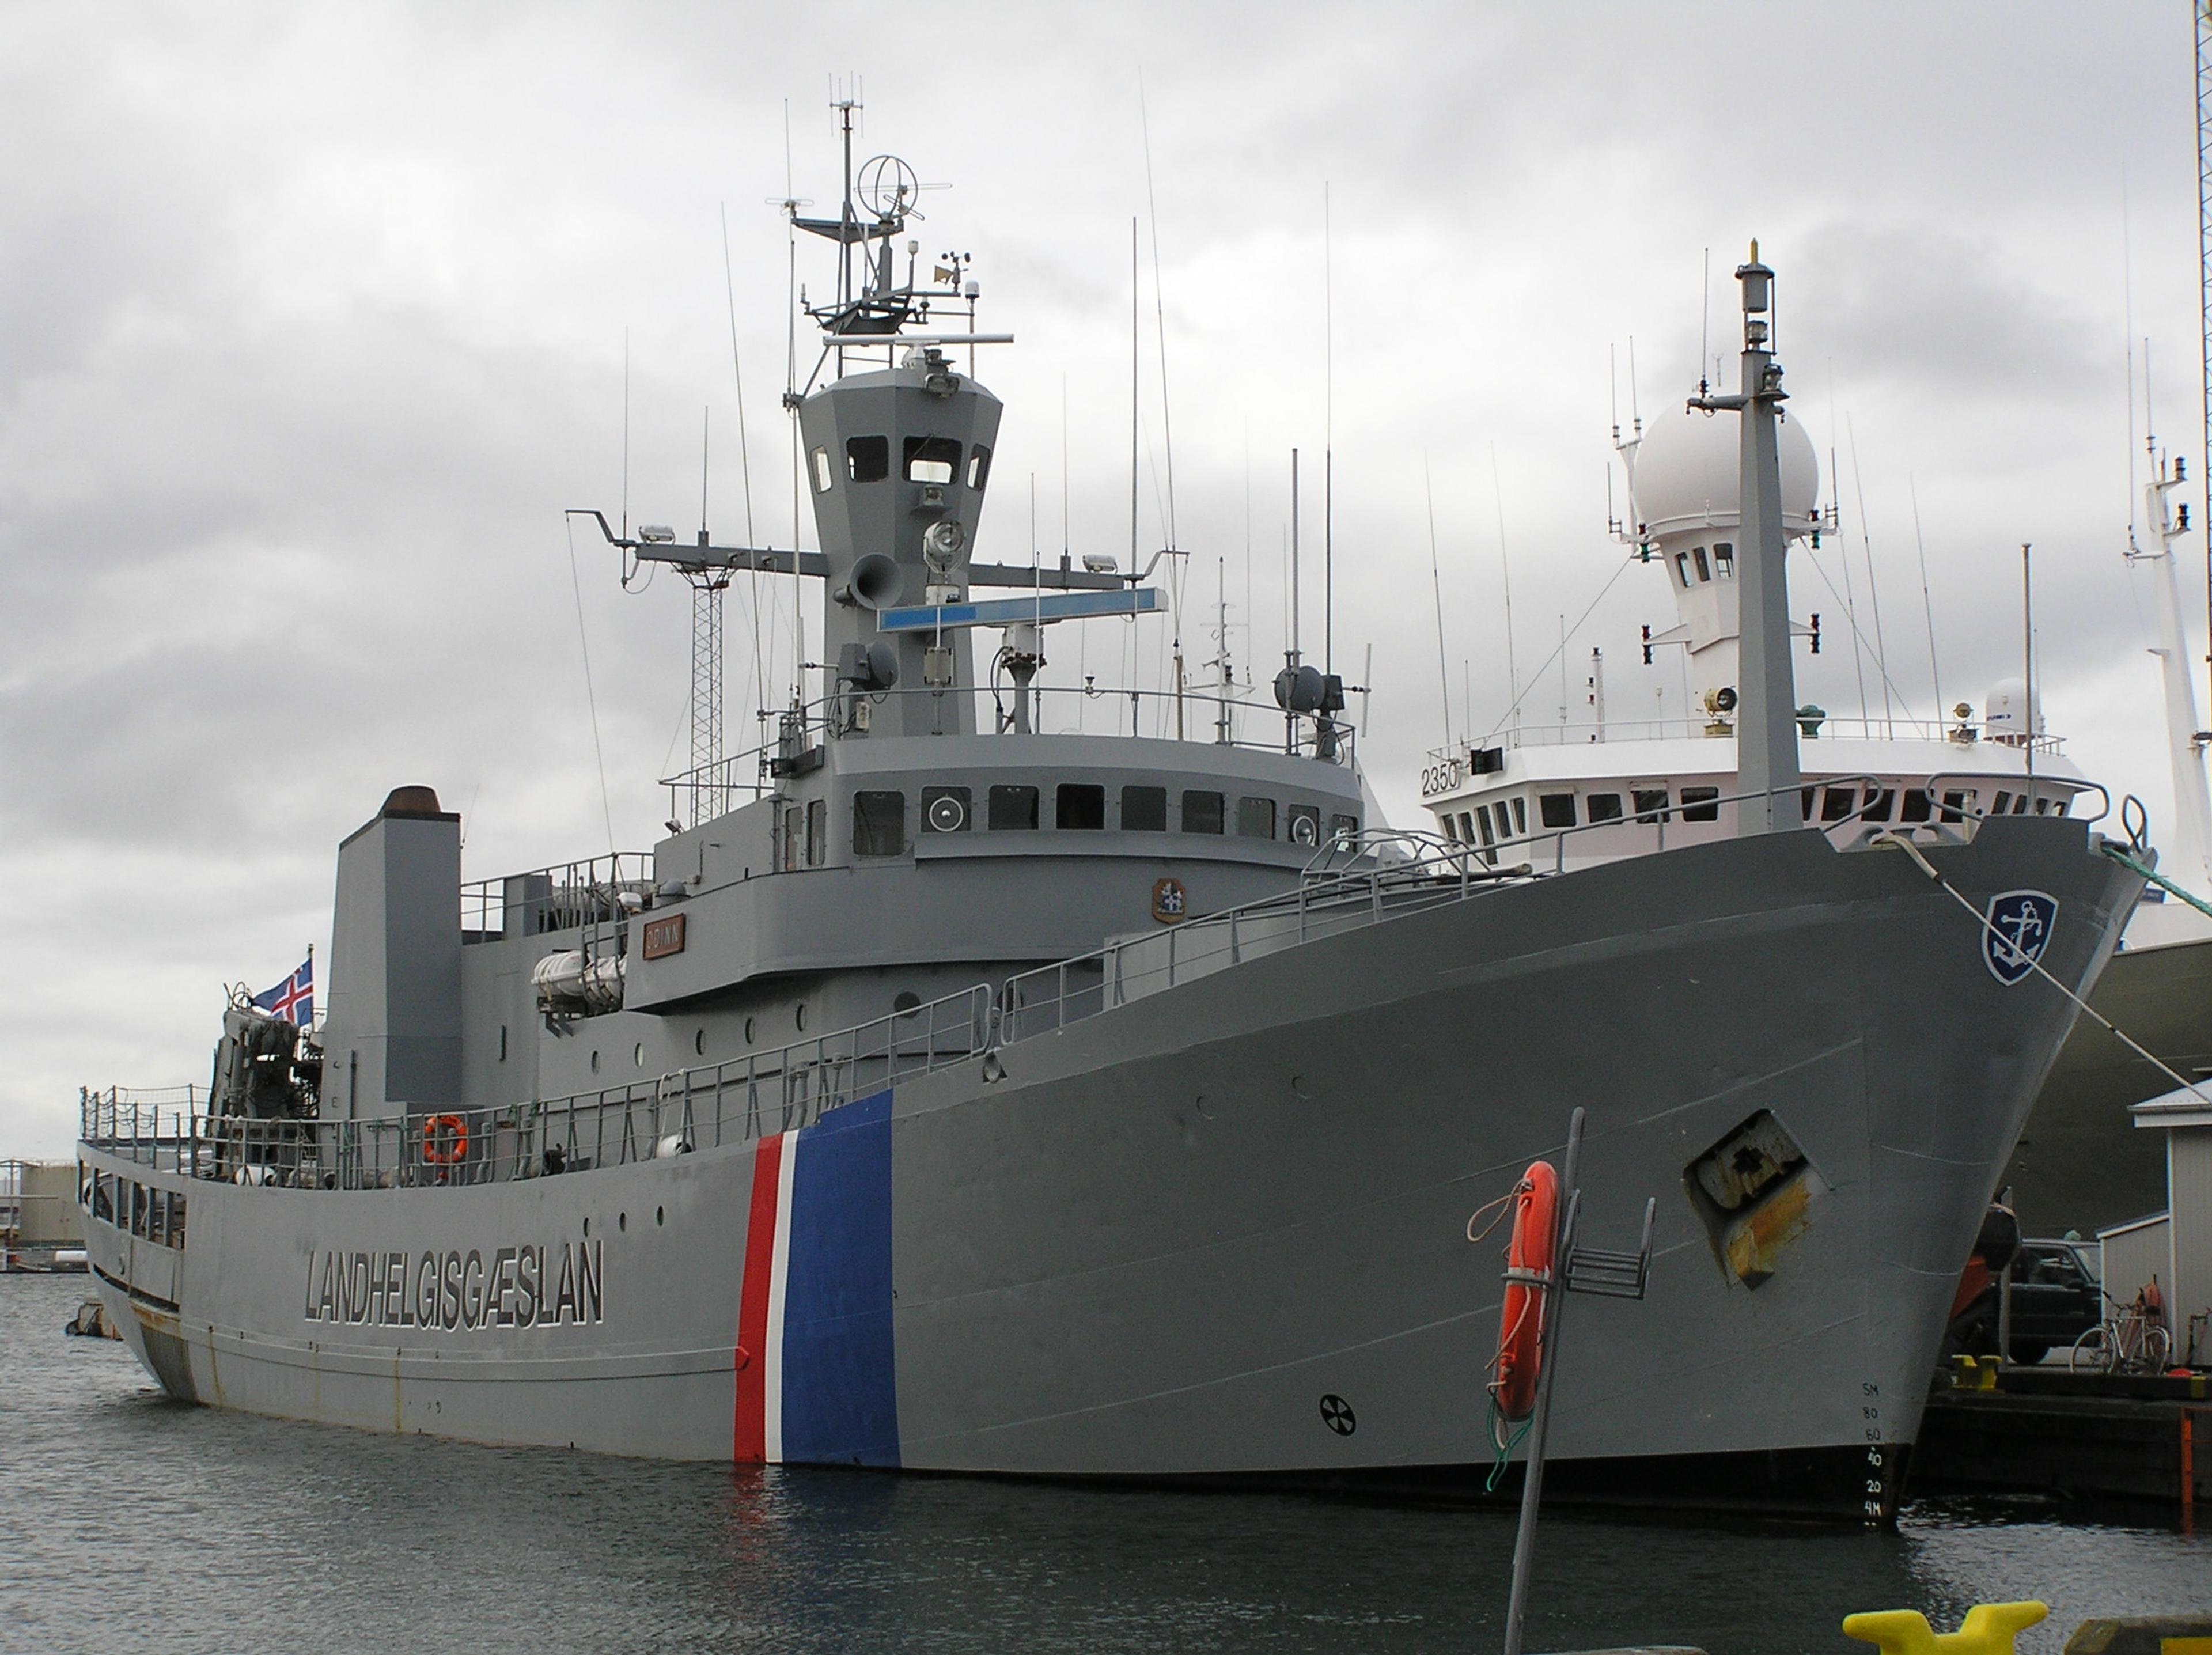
<box><xmin>460</xmin><ymin>851</ymin><xmax>656</xmax><ymax>942</ymax></box>
<box><xmin>79</xmin><ymin>983</ymin><xmax>996</xmax><ymax>1190</ymax></box>
<box><xmin>662</xmin><ymin>686</ymin><xmax>1357</xmax><ymax>817</ymax></box>
<box><xmin>1422</xmin><ymin>714</ymin><xmax>2067</xmax><ymax>765</ymax></box>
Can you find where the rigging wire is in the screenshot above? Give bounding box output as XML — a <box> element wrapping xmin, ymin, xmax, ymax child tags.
<box><xmin>1425</xmin><ymin>452</ymin><xmax>1454</xmax><ymax>749</ymax></box>
<box><xmin>722</xmin><ymin>202</ymin><xmax>768</xmax><ymax>749</ymax></box>
<box><xmin>1482</xmin><ymin>554</ymin><xmax>1638</xmax><ymax>742</ymax></box>
<box><xmin>563</xmin><ymin>516</ymin><xmax>619</xmax><ymax>859</ymax></box>
<box><xmin>1907</xmin><ymin>474</ymin><xmax>1944</xmax><ymax>722</ymax></box>
<box><xmin>1846</xmin><ymin>418</ymin><xmax>1898</xmax><ymax>730</ymax></box>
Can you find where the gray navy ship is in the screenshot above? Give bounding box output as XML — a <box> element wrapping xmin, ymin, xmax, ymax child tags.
<box><xmin>78</xmin><ymin>135</ymin><xmax>2145</xmax><ymax>1521</ymax></box>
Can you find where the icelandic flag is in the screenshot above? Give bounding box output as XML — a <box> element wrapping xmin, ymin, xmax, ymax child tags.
<box><xmin>252</xmin><ymin>956</ymin><xmax>314</xmax><ymax>1025</ymax></box>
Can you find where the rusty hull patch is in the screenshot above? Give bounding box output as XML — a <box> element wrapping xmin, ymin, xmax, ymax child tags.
<box><xmin>134</xmin><ymin>1306</ymin><xmax>200</xmax><ymax>1404</ymax></box>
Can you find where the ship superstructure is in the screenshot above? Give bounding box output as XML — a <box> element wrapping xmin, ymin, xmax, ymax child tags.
<box><xmin>77</xmin><ymin>146</ymin><xmax>2143</xmax><ymax>1521</ymax></box>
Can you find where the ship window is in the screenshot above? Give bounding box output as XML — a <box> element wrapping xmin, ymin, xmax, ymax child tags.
<box><xmin>1680</xmin><ymin>786</ymin><xmax>1720</xmax><ymax>823</ymax></box>
<box><xmin>1991</xmin><ymin>790</ymin><xmax>2012</xmax><ymax>816</ymax></box>
<box><xmin>796</xmin><ymin>1002</ymin><xmax>807</xmax><ymax>1031</ymax></box>
<box><xmin>1940</xmin><ymin>789</ymin><xmax>1969</xmax><ymax>824</ymax></box>
<box><xmin>989</xmin><ymin>784</ymin><xmax>1039</xmax><ymax>830</ymax></box>
<box><xmin>130</xmin><ymin>1181</ymin><xmax>146</xmax><ymax>1237</ymax></box>
<box><xmin>853</xmin><ymin>790</ymin><xmax>907</xmax><ymax>857</ymax></box>
<box><xmin>1511</xmin><ymin>797</ymin><xmax>1528</xmax><ymax>835</ymax></box>
<box><xmin>633</xmin><ymin>1042</ymin><xmax>645</xmax><ymax>1069</ymax></box>
<box><xmin>169</xmin><ymin>1192</ymin><xmax>185</xmax><ymax>1247</ymax></box>
<box><xmin>694</xmin><ymin>1028</ymin><xmax>705</xmax><ymax>1056</ymax></box>
<box><xmin>2052</xmin><ymin>796</ymin><xmax>2070</xmax><ymax>816</ymax></box>
<box><xmin>1181</xmin><ymin>790</ymin><xmax>1224</xmax><ymax>834</ymax></box>
<box><xmin>1458</xmin><ymin>812</ymin><xmax>1476</xmax><ymax>842</ymax></box>
<box><xmin>806</xmin><ymin>798</ymin><xmax>827</xmax><ymax>865</ymax></box>
<box><xmin>1122</xmin><ymin>785</ymin><xmax>1167</xmax><ymax>832</ymax></box>
<box><xmin>893</xmin><ymin>991</ymin><xmax>922</xmax><ymax>1014</ymax></box>
<box><xmin>1633</xmin><ymin>788</ymin><xmax>1671</xmax><ymax>823</ymax></box>
<box><xmin>92</xmin><ymin>1174</ymin><xmax>112</xmax><ymax>1221</ymax></box>
<box><xmin>149</xmin><ymin>1188</ymin><xmax>166</xmax><ymax>1245</ymax></box>
<box><xmin>1899</xmin><ymin>789</ymin><xmax>1933</xmax><ymax>824</ymax></box>
<box><xmin>1674</xmin><ymin>552</ymin><xmax>1691</xmax><ymax>588</ymax></box>
<box><xmin>1692</xmin><ymin>546</ymin><xmax>1711</xmax><ymax>582</ymax></box>
<box><xmin>1441</xmin><ymin>814</ymin><xmax>1461</xmax><ymax>843</ymax></box>
<box><xmin>590</xmin><ymin>1050</ymin><xmax>600</xmax><ymax>1073</ymax></box>
<box><xmin>904</xmin><ymin>435</ymin><xmax>962</xmax><ymax>484</ymax></box>
<box><xmin>810</xmin><ymin>446</ymin><xmax>834</xmax><ymax>493</ymax></box>
<box><xmin>1237</xmin><ymin>796</ymin><xmax>1277</xmax><ymax>839</ymax></box>
<box><xmin>2016</xmin><ymin>794</ymin><xmax>2033</xmax><ymax>815</ymax></box>
<box><xmin>1801</xmin><ymin>787</ymin><xmax>1817</xmax><ymax>821</ymax></box>
<box><xmin>845</xmin><ymin>435</ymin><xmax>889</xmax><ymax>483</ymax></box>
<box><xmin>499</xmin><ymin>1025</ymin><xmax>507</xmax><ymax>1062</ymax></box>
<box><xmin>922</xmin><ymin>785</ymin><xmax>971</xmax><ymax>832</ymax></box>
<box><xmin>1820</xmin><ymin>786</ymin><xmax>1855</xmax><ymax>823</ymax></box>
<box><xmin>1475</xmin><ymin>805</ymin><xmax>1497</xmax><ymax>846</ymax></box>
<box><xmin>1330</xmin><ymin>812</ymin><xmax>1359</xmax><ymax>846</ymax></box>
<box><xmin>1586</xmin><ymin>793</ymin><xmax>1623</xmax><ymax>823</ymax></box>
<box><xmin>1057</xmin><ymin>783</ymin><xmax>1106</xmax><ymax>829</ymax></box>
<box><xmin>968</xmin><ymin>445</ymin><xmax>991</xmax><ymax>490</ymax></box>
<box><xmin>1713</xmin><ymin>542</ymin><xmax>1734</xmax><ymax>577</ymax></box>
<box><xmin>1538</xmin><ymin>793</ymin><xmax>1577</xmax><ymax>828</ymax></box>
<box><xmin>1862</xmin><ymin>788</ymin><xmax>1895</xmax><ymax>824</ymax></box>
<box><xmin>744</xmin><ymin>1016</ymin><xmax>755</xmax><ymax>1044</ymax></box>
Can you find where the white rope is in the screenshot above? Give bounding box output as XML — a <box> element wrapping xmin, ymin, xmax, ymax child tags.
<box><xmin>1871</xmin><ymin>832</ymin><xmax>2212</xmax><ymax>1108</ymax></box>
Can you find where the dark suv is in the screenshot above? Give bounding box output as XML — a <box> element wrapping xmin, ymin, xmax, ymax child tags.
<box><xmin>1950</xmin><ymin>1238</ymin><xmax>2103</xmax><ymax>1365</ymax></box>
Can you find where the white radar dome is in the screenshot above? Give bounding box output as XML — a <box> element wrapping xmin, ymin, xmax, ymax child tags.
<box><xmin>1626</xmin><ymin>404</ymin><xmax>1820</xmax><ymax>542</ymax></box>
<box><xmin>1983</xmin><ymin>676</ymin><xmax>2043</xmax><ymax>744</ymax></box>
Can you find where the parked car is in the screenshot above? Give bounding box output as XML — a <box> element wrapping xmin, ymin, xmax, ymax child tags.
<box><xmin>1946</xmin><ymin>1237</ymin><xmax>2103</xmax><ymax>1365</ymax></box>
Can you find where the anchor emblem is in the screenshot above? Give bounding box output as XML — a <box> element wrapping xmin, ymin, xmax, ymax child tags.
<box><xmin>1982</xmin><ymin>890</ymin><xmax>2057</xmax><ymax>986</ymax></box>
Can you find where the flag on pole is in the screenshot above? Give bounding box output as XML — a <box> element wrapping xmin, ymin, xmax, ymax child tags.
<box><xmin>252</xmin><ymin>955</ymin><xmax>313</xmax><ymax>1025</ymax></box>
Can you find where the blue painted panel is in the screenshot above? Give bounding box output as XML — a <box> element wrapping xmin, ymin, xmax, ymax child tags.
<box><xmin>781</xmin><ymin>1088</ymin><xmax>900</xmax><ymax>1466</ymax></box>
<box><xmin>876</xmin><ymin>588</ymin><xmax>1162</xmax><ymax>633</ymax></box>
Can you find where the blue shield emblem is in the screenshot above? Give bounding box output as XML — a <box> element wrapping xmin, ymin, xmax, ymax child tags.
<box><xmin>1983</xmin><ymin>889</ymin><xmax>2058</xmax><ymax>986</ymax></box>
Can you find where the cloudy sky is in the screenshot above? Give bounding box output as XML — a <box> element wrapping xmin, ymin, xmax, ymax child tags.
<box><xmin>2</xmin><ymin>2</ymin><xmax>2200</xmax><ymax>1157</ymax></box>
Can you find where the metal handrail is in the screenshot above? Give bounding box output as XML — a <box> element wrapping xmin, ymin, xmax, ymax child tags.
<box><xmin>460</xmin><ymin>851</ymin><xmax>656</xmax><ymax>940</ymax></box>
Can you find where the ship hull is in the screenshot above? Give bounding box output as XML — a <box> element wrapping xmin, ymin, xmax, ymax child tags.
<box><xmin>80</xmin><ymin>817</ymin><xmax>2137</xmax><ymax>1521</ymax></box>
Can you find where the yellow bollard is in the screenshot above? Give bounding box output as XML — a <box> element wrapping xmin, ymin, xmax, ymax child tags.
<box><xmin>1978</xmin><ymin>1355</ymin><xmax>2002</xmax><ymax>1392</ymax></box>
<box><xmin>1844</xmin><ymin>1602</ymin><xmax>2049</xmax><ymax>1655</ymax></box>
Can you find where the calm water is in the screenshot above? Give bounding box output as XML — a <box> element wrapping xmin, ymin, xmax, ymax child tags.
<box><xmin>3</xmin><ymin>1276</ymin><xmax>2206</xmax><ymax>1655</ymax></box>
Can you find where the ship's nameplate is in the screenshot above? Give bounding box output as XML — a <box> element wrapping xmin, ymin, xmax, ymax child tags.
<box><xmin>642</xmin><ymin>913</ymin><xmax>687</xmax><ymax>960</ymax></box>
<box><xmin>302</xmin><ymin>1241</ymin><xmax>604</xmax><ymax>1333</ymax></box>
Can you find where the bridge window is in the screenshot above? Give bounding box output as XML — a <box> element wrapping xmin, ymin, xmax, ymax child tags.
<box><xmin>810</xmin><ymin>447</ymin><xmax>833</xmax><ymax>493</ymax></box>
<box><xmin>1538</xmin><ymin>793</ymin><xmax>1577</xmax><ymax>828</ymax></box>
<box><xmin>904</xmin><ymin>435</ymin><xmax>962</xmax><ymax>484</ymax></box>
<box><xmin>1940</xmin><ymin>789</ymin><xmax>1970</xmax><ymax>823</ymax></box>
<box><xmin>1181</xmin><ymin>790</ymin><xmax>1224</xmax><ymax>834</ymax></box>
<box><xmin>846</xmin><ymin>435</ymin><xmax>889</xmax><ymax>483</ymax></box>
<box><xmin>1680</xmin><ymin>786</ymin><xmax>1720</xmax><ymax>822</ymax></box>
<box><xmin>1862</xmin><ymin>788</ymin><xmax>1895</xmax><ymax>824</ymax></box>
<box><xmin>1692</xmin><ymin>546</ymin><xmax>1711</xmax><ymax>582</ymax></box>
<box><xmin>1713</xmin><ymin>542</ymin><xmax>1734</xmax><ymax>577</ymax></box>
<box><xmin>1330</xmin><ymin>812</ymin><xmax>1359</xmax><ymax>845</ymax></box>
<box><xmin>806</xmin><ymin>798</ymin><xmax>827</xmax><ymax>865</ymax></box>
<box><xmin>1475</xmin><ymin>806</ymin><xmax>1497</xmax><ymax>846</ymax></box>
<box><xmin>1674</xmin><ymin>552</ymin><xmax>1691</xmax><ymax>588</ymax></box>
<box><xmin>1122</xmin><ymin>785</ymin><xmax>1167</xmax><ymax>831</ymax></box>
<box><xmin>1510</xmin><ymin>797</ymin><xmax>1528</xmax><ymax>835</ymax></box>
<box><xmin>1821</xmin><ymin>787</ymin><xmax>1856</xmax><ymax>823</ymax></box>
<box><xmin>922</xmin><ymin>786</ymin><xmax>971</xmax><ymax>832</ymax></box>
<box><xmin>1899</xmin><ymin>789</ymin><xmax>1933</xmax><ymax>824</ymax></box>
<box><xmin>1237</xmin><ymin>797</ymin><xmax>1277</xmax><ymax>839</ymax></box>
<box><xmin>1287</xmin><ymin>804</ymin><xmax>1322</xmax><ymax>847</ymax></box>
<box><xmin>1440</xmin><ymin>814</ymin><xmax>1460</xmax><ymax>843</ymax></box>
<box><xmin>1057</xmin><ymin>784</ymin><xmax>1105</xmax><ymax>830</ymax></box>
<box><xmin>968</xmin><ymin>445</ymin><xmax>992</xmax><ymax>490</ymax></box>
<box><xmin>1991</xmin><ymin>790</ymin><xmax>2012</xmax><ymax>816</ymax></box>
<box><xmin>853</xmin><ymin>790</ymin><xmax>906</xmax><ymax>857</ymax></box>
<box><xmin>1633</xmin><ymin>788</ymin><xmax>1671</xmax><ymax>823</ymax></box>
<box><xmin>988</xmin><ymin>784</ymin><xmax>1039</xmax><ymax>830</ymax></box>
<box><xmin>1586</xmin><ymin>793</ymin><xmax>1624</xmax><ymax>823</ymax></box>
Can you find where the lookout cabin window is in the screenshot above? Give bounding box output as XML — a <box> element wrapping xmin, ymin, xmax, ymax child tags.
<box><xmin>1122</xmin><ymin>785</ymin><xmax>1167</xmax><ymax>832</ymax></box>
<box><xmin>1237</xmin><ymin>796</ymin><xmax>1277</xmax><ymax>839</ymax></box>
<box><xmin>806</xmin><ymin>798</ymin><xmax>827</xmax><ymax>864</ymax></box>
<box><xmin>1691</xmin><ymin>546</ymin><xmax>1711</xmax><ymax>582</ymax></box>
<box><xmin>810</xmin><ymin>447</ymin><xmax>834</xmax><ymax>493</ymax></box>
<box><xmin>968</xmin><ymin>445</ymin><xmax>992</xmax><ymax>490</ymax></box>
<box><xmin>1475</xmin><ymin>806</ymin><xmax>1497</xmax><ymax>846</ymax></box>
<box><xmin>1940</xmin><ymin>789</ymin><xmax>1969</xmax><ymax>824</ymax></box>
<box><xmin>904</xmin><ymin>435</ymin><xmax>961</xmax><ymax>484</ymax></box>
<box><xmin>853</xmin><ymin>791</ymin><xmax>906</xmax><ymax>857</ymax></box>
<box><xmin>1057</xmin><ymin>784</ymin><xmax>1105</xmax><ymax>830</ymax></box>
<box><xmin>1713</xmin><ymin>541</ymin><xmax>1734</xmax><ymax>576</ymax></box>
<box><xmin>1510</xmin><ymin>797</ymin><xmax>1528</xmax><ymax>835</ymax></box>
<box><xmin>988</xmin><ymin>784</ymin><xmax>1039</xmax><ymax>830</ymax></box>
<box><xmin>1674</xmin><ymin>552</ymin><xmax>1691</xmax><ymax>588</ymax></box>
<box><xmin>1441</xmin><ymin>814</ymin><xmax>1461</xmax><ymax>843</ymax></box>
<box><xmin>846</xmin><ymin>435</ymin><xmax>889</xmax><ymax>483</ymax></box>
<box><xmin>1538</xmin><ymin>792</ymin><xmax>1577</xmax><ymax>828</ymax></box>
<box><xmin>1181</xmin><ymin>790</ymin><xmax>1224</xmax><ymax>834</ymax></box>
<box><xmin>1862</xmin><ymin>788</ymin><xmax>1896</xmax><ymax>824</ymax></box>
<box><xmin>1680</xmin><ymin>786</ymin><xmax>1720</xmax><ymax>823</ymax></box>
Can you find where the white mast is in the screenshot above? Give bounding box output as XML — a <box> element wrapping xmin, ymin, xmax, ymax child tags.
<box><xmin>2133</xmin><ymin>448</ymin><xmax>2212</xmax><ymax>894</ymax></box>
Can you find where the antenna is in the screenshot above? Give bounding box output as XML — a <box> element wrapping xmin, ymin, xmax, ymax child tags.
<box><xmin>622</xmin><ymin>329</ymin><xmax>631</xmax><ymax>540</ymax></box>
<box><xmin>1425</xmin><ymin>452</ymin><xmax>1454</xmax><ymax>749</ymax></box>
<box><xmin>1491</xmin><ymin>443</ymin><xmax>1519</xmax><ymax>724</ymax></box>
<box><xmin>1908</xmin><ymin>474</ymin><xmax>1944</xmax><ymax>730</ymax></box>
<box><xmin>722</xmin><ymin>201</ymin><xmax>767</xmax><ymax>755</ymax></box>
<box><xmin>1627</xmin><ymin>334</ymin><xmax>1642</xmax><ymax>435</ymax></box>
<box><xmin>1846</xmin><ymin>421</ymin><xmax>1897</xmax><ymax>733</ymax></box>
<box><xmin>2198</xmin><ymin>0</ymin><xmax>2212</xmax><ymax>722</ymax></box>
<box><xmin>1697</xmin><ymin>248</ymin><xmax>1711</xmax><ymax>398</ymax></box>
<box><xmin>1138</xmin><ymin>75</ymin><xmax>1184</xmax><ymax>737</ymax></box>
<box><xmin>1324</xmin><ymin>179</ymin><xmax>1334</xmax><ymax>679</ymax></box>
<box><xmin>2022</xmin><ymin>542</ymin><xmax>2036</xmax><ymax>788</ymax></box>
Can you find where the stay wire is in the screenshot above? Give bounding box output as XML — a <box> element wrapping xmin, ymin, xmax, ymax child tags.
<box><xmin>563</xmin><ymin>516</ymin><xmax>619</xmax><ymax>858</ymax></box>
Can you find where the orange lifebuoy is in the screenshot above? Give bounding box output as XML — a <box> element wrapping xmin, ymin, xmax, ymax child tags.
<box><xmin>422</xmin><ymin>1113</ymin><xmax>469</xmax><ymax>1165</ymax></box>
<box><xmin>1492</xmin><ymin>1160</ymin><xmax>1559</xmax><ymax>1422</ymax></box>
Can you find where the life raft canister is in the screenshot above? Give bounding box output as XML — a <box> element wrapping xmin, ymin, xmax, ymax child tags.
<box><xmin>422</xmin><ymin>1113</ymin><xmax>469</xmax><ymax>1165</ymax></box>
<box><xmin>1492</xmin><ymin>1160</ymin><xmax>1559</xmax><ymax>1422</ymax></box>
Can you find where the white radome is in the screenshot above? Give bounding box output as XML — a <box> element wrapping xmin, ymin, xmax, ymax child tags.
<box><xmin>1627</xmin><ymin>403</ymin><xmax>1820</xmax><ymax>539</ymax></box>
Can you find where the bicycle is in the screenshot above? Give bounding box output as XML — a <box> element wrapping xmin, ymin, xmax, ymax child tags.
<box><xmin>2067</xmin><ymin>1287</ymin><xmax>2173</xmax><ymax>1376</ymax></box>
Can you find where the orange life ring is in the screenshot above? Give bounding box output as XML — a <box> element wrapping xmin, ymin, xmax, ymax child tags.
<box><xmin>422</xmin><ymin>1113</ymin><xmax>469</xmax><ymax>1165</ymax></box>
<box><xmin>1492</xmin><ymin>1160</ymin><xmax>1559</xmax><ymax>1422</ymax></box>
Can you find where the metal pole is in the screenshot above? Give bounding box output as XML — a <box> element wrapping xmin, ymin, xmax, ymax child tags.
<box><xmin>2022</xmin><ymin>544</ymin><xmax>2035</xmax><ymax>789</ymax></box>
<box><xmin>1502</xmin><ymin>1106</ymin><xmax>1585</xmax><ymax>1655</ymax></box>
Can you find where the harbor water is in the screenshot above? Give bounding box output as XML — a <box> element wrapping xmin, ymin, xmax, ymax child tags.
<box><xmin>3</xmin><ymin>1275</ymin><xmax>2205</xmax><ymax>1655</ymax></box>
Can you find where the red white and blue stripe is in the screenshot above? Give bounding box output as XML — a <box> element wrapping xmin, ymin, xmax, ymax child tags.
<box><xmin>734</xmin><ymin>1088</ymin><xmax>900</xmax><ymax>1465</ymax></box>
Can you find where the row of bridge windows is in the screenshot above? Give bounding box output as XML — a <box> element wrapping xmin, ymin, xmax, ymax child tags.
<box><xmin>811</xmin><ymin>435</ymin><xmax>992</xmax><ymax>493</ymax></box>
<box><xmin>1443</xmin><ymin>781</ymin><xmax>2063</xmax><ymax>849</ymax></box>
<box><xmin>85</xmin><ymin>1168</ymin><xmax>185</xmax><ymax>1249</ymax></box>
<box><xmin>844</xmin><ymin>784</ymin><xmax>1359</xmax><ymax>859</ymax></box>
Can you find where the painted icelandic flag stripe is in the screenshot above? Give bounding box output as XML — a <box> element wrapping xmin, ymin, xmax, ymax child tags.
<box><xmin>778</xmin><ymin>1088</ymin><xmax>900</xmax><ymax>1467</ymax></box>
<box><xmin>764</xmin><ymin>1128</ymin><xmax>799</xmax><ymax>1463</ymax></box>
<box><xmin>732</xmin><ymin>1131</ymin><xmax>783</xmax><ymax>1463</ymax></box>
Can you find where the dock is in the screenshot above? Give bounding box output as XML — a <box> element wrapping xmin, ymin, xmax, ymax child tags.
<box><xmin>1911</xmin><ymin>1366</ymin><xmax>2211</xmax><ymax>1515</ymax></box>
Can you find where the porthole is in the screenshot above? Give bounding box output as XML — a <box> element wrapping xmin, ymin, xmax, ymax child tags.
<box><xmin>584</xmin><ymin>1216</ymin><xmax>591</xmax><ymax>1237</ymax></box>
<box><xmin>618</xmin><ymin>1212</ymin><xmax>627</xmax><ymax>1233</ymax></box>
<box><xmin>590</xmin><ymin>1050</ymin><xmax>600</xmax><ymax>1074</ymax></box>
<box><xmin>744</xmin><ymin>1016</ymin><xmax>755</xmax><ymax>1044</ymax></box>
<box><xmin>656</xmin><ymin>1206</ymin><xmax>665</xmax><ymax>1226</ymax></box>
<box><xmin>633</xmin><ymin>1042</ymin><xmax>645</xmax><ymax>1068</ymax></box>
<box><xmin>893</xmin><ymin>990</ymin><xmax>921</xmax><ymax>1014</ymax></box>
<box><xmin>498</xmin><ymin>1025</ymin><xmax>508</xmax><ymax>1062</ymax></box>
<box><xmin>694</xmin><ymin>1028</ymin><xmax>706</xmax><ymax>1056</ymax></box>
<box><xmin>796</xmin><ymin>1002</ymin><xmax>807</xmax><ymax>1031</ymax></box>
